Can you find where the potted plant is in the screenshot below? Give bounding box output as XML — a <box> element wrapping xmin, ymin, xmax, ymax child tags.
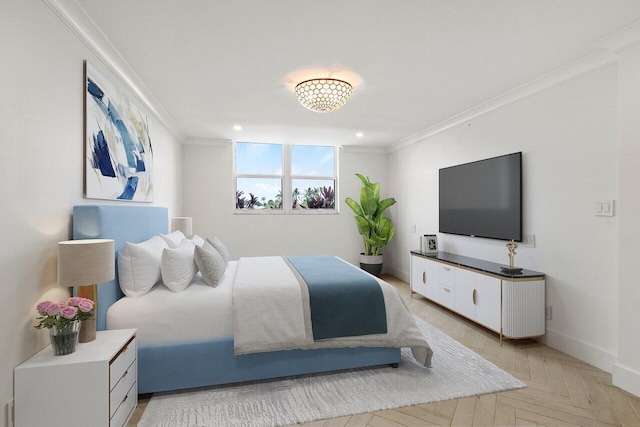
<box><xmin>345</xmin><ymin>174</ymin><xmax>397</xmax><ymax>277</ymax></box>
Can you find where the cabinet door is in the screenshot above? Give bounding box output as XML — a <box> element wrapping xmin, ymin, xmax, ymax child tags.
<box><xmin>422</xmin><ymin>258</ymin><xmax>440</xmax><ymax>300</ymax></box>
<box><xmin>410</xmin><ymin>256</ymin><xmax>439</xmax><ymax>300</ymax></box>
<box><xmin>454</xmin><ymin>268</ymin><xmax>476</xmax><ymax>319</ymax></box>
<box><xmin>475</xmin><ymin>274</ymin><xmax>501</xmax><ymax>332</ymax></box>
<box><xmin>410</xmin><ymin>256</ymin><xmax>428</xmax><ymax>296</ymax></box>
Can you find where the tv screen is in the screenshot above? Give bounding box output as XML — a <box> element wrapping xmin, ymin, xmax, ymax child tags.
<box><xmin>439</xmin><ymin>152</ymin><xmax>522</xmax><ymax>241</ymax></box>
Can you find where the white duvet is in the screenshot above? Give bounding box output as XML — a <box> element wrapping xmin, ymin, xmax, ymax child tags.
<box><xmin>107</xmin><ymin>262</ymin><xmax>236</xmax><ymax>344</ymax></box>
<box><xmin>108</xmin><ymin>256</ymin><xmax>433</xmax><ymax>368</ymax></box>
<box><xmin>233</xmin><ymin>256</ymin><xmax>433</xmax><ymax>367</ymax></box>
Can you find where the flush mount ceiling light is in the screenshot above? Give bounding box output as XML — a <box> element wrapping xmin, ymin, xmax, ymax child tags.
<box><xmin>294</xmin><ymin>78</ymin><xmax>353</xmax><ymax>113</ymax></box>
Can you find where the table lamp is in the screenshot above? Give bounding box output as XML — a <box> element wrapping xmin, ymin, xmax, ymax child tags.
<box><xmin>57</xmin><ymin>239</ymin><xmax>115</xmax><ymax>343</ymax></box>
<box><xmin>171</xmin><ymin>217</ymin><xmax>193</xmax><ymax>238</ymax></box>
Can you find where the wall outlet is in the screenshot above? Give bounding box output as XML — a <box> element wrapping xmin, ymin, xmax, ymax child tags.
<box><xmin>545</xmin><ymin>305</ymin><xmax>552</xmax><ymax>320</ymax></box>
<box><xmin>522</xmin><ymin>234</ymin><xmax>535</xmax><ymax>247</ymax></box>
<box><xmin>411</xmin><ymin>224</ymin><xmax>416</xmax><ymax>233</ymax></box>
<box><xmin>595</xmin><ymin>200</ymin><xmax>615</xmax><ymax>217</ymax></box>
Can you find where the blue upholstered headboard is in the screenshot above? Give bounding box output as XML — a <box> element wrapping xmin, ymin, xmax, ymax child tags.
<box><xmin>72</xmin><ymin>205</ymin><xmax>169</xmax><ymax>330</ymax></box>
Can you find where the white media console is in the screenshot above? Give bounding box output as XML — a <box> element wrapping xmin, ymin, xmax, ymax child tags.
<box><xmin>410</xmin><ymin>250</ymin><xmax>545</xmax><ymax>343</ymax></box>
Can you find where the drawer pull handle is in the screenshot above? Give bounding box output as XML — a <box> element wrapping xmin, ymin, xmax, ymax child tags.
<box><xmin>472</xmin><ymin>289</ymin><xmax>477</xmax><ymax>305</ymax></box>
<box><xmin>422</xmin><ymin>272</ymin><xmax>426</xmax><ymax>284</ymax></box>
<box><xmin>443</xmin><ymin>267</ymin><xmax>451</xmax><ymax>271</ymax></box>
<box><xmin>122</xmin><ymin>370</ymin><xmax>128</xmax><ymax>379</ymax></box>
<box><xmin>121</xmin><ymin>394</ymin><xmax>128</xmax><ymax>404</ymax></box>
<box><xmin>443</xmin><ymin>287</ymin><xmax>451</xmax><ymax>293</ymax></box>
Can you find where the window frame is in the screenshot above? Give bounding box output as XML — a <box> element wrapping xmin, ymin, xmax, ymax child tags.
<box><xmin>233</xmin><ymin>142</ymin><xmax>339</xmax><ymax>215</ymax></box>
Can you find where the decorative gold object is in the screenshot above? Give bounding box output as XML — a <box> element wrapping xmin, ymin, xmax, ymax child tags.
<box><xmin>506</xmin><ymin>239</ymin><xmax>518</xmax><ymax>269</ymax></box>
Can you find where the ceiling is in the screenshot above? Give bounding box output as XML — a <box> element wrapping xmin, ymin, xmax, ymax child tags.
<box><xmin>75</xmin><ymin>0</ymin><xmax>640</xmax><ymax>147</ymax></box>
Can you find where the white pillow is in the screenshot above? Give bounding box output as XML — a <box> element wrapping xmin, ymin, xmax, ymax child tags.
<box><xmin>160</xmin><ymin>241</ymin><xmax>197</xmax><ymax>293</ymax></box>
<box><xmin>159</xmin><ymin>230</ymin><xmax>186</xmax><ymax>248</ymax></box>
<box><xmin>194</xmin><ymin>244</ymin><xmax>226</xmax><ymax>287</ymax></box>
<box><xmin>206</xmin><ymin>236</ymin><xmax>231</xmax><ymax>264</ymax></box>
<box><xmin>118</xmin><ymin>236</ymin><xmax>168</xmax><ymax>298</ymax></box>
<box><xmin>185</xmin><ymin>234</ymin><xmax>205</xmax><ymax>247</ymax></box>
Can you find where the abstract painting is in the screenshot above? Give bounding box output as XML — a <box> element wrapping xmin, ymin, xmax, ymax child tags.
<box><xmin>84</xmin><ymin>62</ymin><xmax>154</xmax><ymax>201</ymax></box>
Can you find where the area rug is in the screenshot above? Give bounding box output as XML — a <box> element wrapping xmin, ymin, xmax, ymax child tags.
<box><xmin>138</xmin><ymin>317</ymin><xmax>524</xmax><ymax>427</ymax></box>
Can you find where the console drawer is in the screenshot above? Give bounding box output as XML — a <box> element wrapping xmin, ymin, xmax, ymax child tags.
<box><xmin>439</xmin><ymin>265</ymin><xmax>455</xmax><ymax>287</ymax></box>
<box><xmin>439</xmin><ymin>285</ymin><xmax>455</xmax><ymax>308</ymax></box>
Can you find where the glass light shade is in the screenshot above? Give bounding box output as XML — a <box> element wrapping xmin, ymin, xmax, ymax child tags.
<box><xmin>295</xmin><ymin>78</ymin><xmax>353</xmax><ymax>113</ymax></box>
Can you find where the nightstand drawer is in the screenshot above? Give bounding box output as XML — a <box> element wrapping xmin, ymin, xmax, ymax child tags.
<box><xmin>110</xmin><ymin>336</ymin><xmax>136</xmax><ymax>389</ymax></box>
<box><xmin>110</xmin><ymin>360</ymin><xmax>136</xmax><ymax>418</ymax></box>
<box><xmin>110</xmin><ymin>382</ymin><xmax>136</xmax><ymax>427</ymax></box>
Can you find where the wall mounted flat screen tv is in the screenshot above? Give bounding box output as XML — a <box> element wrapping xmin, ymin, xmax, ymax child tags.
<box><xmin>439</xmin><ymin>152</ymin><xmax>522</xmax><ymax>241</ymax></box>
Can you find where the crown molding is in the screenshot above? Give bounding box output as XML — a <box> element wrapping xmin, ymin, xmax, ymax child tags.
<box><xmin>42</xmin><ymin>0</ymin><xmax>184</xmax><ymax>142</ymax></box>
<box><xmin>388</xmin><ymin>49</ymin><xmax>617</xmax><ymax>153</ymax></box>
<box><xmin>184</xmin><ymin>138</ymin><xmax>232</xmax><ymax>146</ymax></box>
<box><xmin>592</xmin><ymin>20</ymin><xmax>640</xmax><ymax>53</ymax></box>
<box><xmin>341</xmin><ymin>145</ymin><xmax>389</xmax><ymax>154</ymax></box>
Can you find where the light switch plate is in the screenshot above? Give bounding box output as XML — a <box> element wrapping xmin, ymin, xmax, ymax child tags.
<box><xmin>595</xmin><ymin>200</ymin><xmax>614</xmax><ymax>217</ymax></box>
<box><xmin>522</xmin><ymin>234</ymin><xmax>535</xmax><ymax>248</ymax></box>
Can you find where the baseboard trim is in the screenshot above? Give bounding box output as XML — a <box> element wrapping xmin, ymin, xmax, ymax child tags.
<box><xmin>613</xmin><ymin>363</ymin><xmax>640</xmax><ymax>397</ymax></box>
<box><xmin>540</xmin><ymin>328</ymin><xmax>617</xmax><ymax>374</ymax></box>
<box><xmin>387</xmin><ymin>266</ymin><xmax>409</xmax><ymax>284</ymax></box>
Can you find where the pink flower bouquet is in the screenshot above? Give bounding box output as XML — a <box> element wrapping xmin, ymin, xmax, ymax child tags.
<box><xmin>34</xmin><ymin>297</ymin><xmax>94</xmax><ymax>329</ymax></box>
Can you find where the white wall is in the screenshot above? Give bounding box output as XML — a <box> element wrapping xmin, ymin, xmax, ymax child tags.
<box><xmin>182</xmin><ymin>144</ymin><xmax>388</xmax><ymax>267</ymax></box>
<box><xmin>613</xmin><ymin>42</ymin><xmax>640</xmax><ymax>397</ymax></box>
<box><xmin>0</xmin><ymin>3</ymin><xmax>182</xmax><ymax>424</ymax></box>
<box><xmin>386</xmin><ymin>65</ymin><xmax>620</xmax><ymax>372</ymax></box>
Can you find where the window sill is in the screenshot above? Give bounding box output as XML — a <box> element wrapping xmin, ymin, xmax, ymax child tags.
<box><xmin>233</xmin><ymin>209</ymin><xmax>339</xmax><ymax>215</ymax></box>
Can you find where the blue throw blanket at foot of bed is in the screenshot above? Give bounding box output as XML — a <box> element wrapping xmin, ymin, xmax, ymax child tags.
<box><xmin>286</xmin><ymin>256</ymin><xmax>388</xmax><ymax>340</ymax></box>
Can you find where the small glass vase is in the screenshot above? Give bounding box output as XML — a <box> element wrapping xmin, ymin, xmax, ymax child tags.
<box><xmin>49</xmin><ymin>321</ymin><xmax>80</xmax><ymax>356</ymax></box>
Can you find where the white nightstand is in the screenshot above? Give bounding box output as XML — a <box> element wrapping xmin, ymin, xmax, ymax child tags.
<box><xmin>14</xmin><ymin>329</ymin><xmax>137</xmax><ymax>427</ymax></box>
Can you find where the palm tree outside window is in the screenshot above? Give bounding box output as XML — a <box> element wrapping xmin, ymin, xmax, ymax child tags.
<box><xmin>234</xmin><ymin>142</ymin><xmax>337</xmax><ymax>213</ymax></box>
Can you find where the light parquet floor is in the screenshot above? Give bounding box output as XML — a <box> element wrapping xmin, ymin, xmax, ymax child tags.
<box><xmin>128</xmin><ymin>275</ymin><xmax>640</xmax><ymax>427</ymax></box>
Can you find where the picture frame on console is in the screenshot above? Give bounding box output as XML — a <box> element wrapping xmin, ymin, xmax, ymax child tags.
<box><xmin>422</xmin><ymin>234</ymin><xmax>438</xmax><ymax>254</ymax></box>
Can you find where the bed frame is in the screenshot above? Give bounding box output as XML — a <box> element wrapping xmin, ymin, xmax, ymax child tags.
<box><xmin>72</xmin><ymin>205</ymin><xmax>401</xmax><ymax>393</ymax></box>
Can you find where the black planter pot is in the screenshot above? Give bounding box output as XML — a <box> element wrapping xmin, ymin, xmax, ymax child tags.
<box><xmin>359</xmin><ymin>254</ymin><xmax>383</xmax><ymax>277</ymax></box>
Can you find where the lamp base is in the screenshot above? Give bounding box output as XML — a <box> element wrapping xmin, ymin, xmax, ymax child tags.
<box><xmin>77</xmin><ymin>284</ymin><xmax>97</xmax><ymax>343</ymax></box>
<box><xmin>79</xmin><ymin>318</ymin><xmax>96</xmax><ymax>343</ymax></box>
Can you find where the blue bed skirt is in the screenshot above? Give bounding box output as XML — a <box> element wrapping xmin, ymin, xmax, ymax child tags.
<box><xmin>139</xmin><ymin>339</ymin><xmax>400</xmax><ymax>393</ymax></box>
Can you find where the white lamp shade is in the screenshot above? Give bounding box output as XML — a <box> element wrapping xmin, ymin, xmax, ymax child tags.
<box><xmin>57</xmin><ymin>239</ymin><xmax>115</xmax><ymax>286</ymax></box>
<box><xmin>171</xmin><ymin>217</ymin><xmax>193</xmax><ymax>237</ymax></box>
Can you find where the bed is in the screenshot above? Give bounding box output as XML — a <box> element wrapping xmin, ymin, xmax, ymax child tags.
<box><xmin>72</xmin><ymin>205</ymin><xmax>432</xmax><ymax>394</ymax></box>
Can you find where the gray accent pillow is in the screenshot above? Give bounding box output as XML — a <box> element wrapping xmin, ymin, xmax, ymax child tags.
<box><xmin>206</xmin><ymin>236</ymin><xmax>231</xmax><ymax>264</ymax></box>
<box><xmin>194</xmin><ymin>244</ymin><xmax>226</xmax><ymax>287</ymax></box>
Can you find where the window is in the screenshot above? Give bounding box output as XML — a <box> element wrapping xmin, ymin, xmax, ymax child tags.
<box><xmin>234</xmin><ymin>142</ymin><xmax>337</xmax><ymax>213</ymax></box>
